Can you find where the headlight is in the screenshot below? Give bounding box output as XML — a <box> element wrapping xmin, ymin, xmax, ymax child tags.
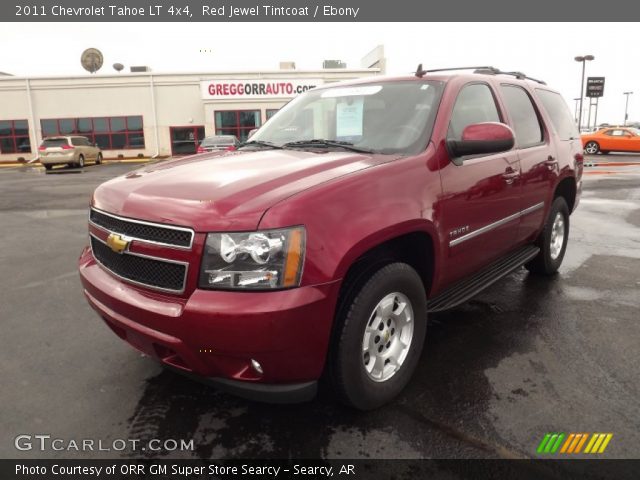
<box><xmin>199</xmin><ymin>227</ymin><xmax>305</xmax><ymax>290</ymax></box>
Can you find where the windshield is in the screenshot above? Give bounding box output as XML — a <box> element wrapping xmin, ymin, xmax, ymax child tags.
<box><xmin>248</xmin><ymin>80</ymin><xmax>444</xmax><ymax>155</ymax></box>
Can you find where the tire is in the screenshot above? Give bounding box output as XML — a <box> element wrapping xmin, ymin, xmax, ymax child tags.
<box><xmin>525</xmin><ymin>197</ymin><xmax>570</xmax><ymax>275</ymax></box>
<box><xmin>330</xmin><ymin>262</ymin><xmax>427</xmax><ymax>410</ymax></box>
<box><xmin>78</xmin><ymin>155</ymin><xmax>85</xmax><ymax>168</ymax></box>
<box><xmin>584</xmin><ymin>141</ymin><xmax>600</xmax><ymax>154</ymax></box>
<box><xmin>96</xmin><ymin>153</ymin><xmax>103</xmax><ymax>165</ymax></box>
<box><xmin>44</xmin><ymin>164</ymin><xmax>52</xmax><ymax>171</ymax></box>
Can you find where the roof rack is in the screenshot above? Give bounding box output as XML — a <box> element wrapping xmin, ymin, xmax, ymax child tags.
<box><xmin>414</xmin><ymin>64</ymin><xmax>546</xmax><ymax>85</ymax></box>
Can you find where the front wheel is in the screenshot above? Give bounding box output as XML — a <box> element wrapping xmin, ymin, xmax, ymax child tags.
<box><xmin>584</xmin><ymin>141</ymin><xmax>600</xmax><ymax>154</ymax></box>
<box><xmin>330</xmin><ymin>262</ymin><xmax>427</xmax><ymax>410</ymax></box>
<box><xmin>526</xmin><ymin>197</ymin><xmax>570</xmax><ymax>275</ymax></box>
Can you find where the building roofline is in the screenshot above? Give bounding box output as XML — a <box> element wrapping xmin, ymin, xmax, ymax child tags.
<box><xmin>0</xmin><ymin>68</ymin><xmax>380</xmax><ymax>82</ymax></box>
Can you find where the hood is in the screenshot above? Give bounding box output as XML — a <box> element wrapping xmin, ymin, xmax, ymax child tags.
<box><xmin>92</xmin><ymin>149</ymin><xmax>396</xmax><ymax>231</ymax></box>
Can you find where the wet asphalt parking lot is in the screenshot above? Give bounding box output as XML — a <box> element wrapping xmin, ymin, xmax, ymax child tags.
<box><xmin>1</xmin><ymin>157</ymin><xmax>639</xmax><ymax>461</ymax></box>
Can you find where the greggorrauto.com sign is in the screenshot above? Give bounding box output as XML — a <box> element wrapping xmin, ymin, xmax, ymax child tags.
<box><xmin>200</xmin><ymin>79</ymin><xmax>323</xmax><ymax>100</ymax></box>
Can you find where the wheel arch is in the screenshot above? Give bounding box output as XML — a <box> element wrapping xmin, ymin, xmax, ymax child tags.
<box><xmin>554</xmin><ymin>176</ymin><xmax>577</xmax><ymax>213</ymax></box>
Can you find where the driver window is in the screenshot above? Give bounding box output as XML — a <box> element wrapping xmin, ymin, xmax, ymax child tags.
<box><xmin>448</xmin><ymin>83</ymin><xmax>501</xmax><ymax>141</ymax></box>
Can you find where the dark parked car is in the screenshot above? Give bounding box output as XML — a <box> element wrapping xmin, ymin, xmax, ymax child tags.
<box><xmin>79</xmin><ymin>67</ymin><xmax>583</xmax><ymax>410</ymax></box>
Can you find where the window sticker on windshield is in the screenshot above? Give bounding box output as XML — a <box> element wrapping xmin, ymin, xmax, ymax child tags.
<box><xmin>336</xmin><ymin>98</ymin><xmax>364</xmax><ymax>138</ymax></box>
<box><xmin>321</xmin><ymin>86</ymin><xmax>382</xmax><ymax>98</ymax></box>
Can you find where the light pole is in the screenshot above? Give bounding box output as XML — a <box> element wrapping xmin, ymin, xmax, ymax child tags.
<box><xmin>575</xmin><ymin>55</ymin><xmax>594</xmax><ymax>130</ymax></box>
<box><xmin>623</xmin><ymin>91</ymin><xmax>633</xmax><ymax>126</ymax></box>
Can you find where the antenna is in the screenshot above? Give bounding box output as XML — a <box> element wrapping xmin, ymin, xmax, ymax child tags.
<box><xmin>415</xmin><ymin>63</ymin><xmax>427</xmax><ymax>78</ymax></box>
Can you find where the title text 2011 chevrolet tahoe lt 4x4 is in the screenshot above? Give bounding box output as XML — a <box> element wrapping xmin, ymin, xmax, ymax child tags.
<box><xmin>79</xmin><ymin>67</ymin><xmax>583</xmax><ymax>410</ymax></box>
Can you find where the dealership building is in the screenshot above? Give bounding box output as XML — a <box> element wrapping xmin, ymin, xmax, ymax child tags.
<box><xmin>0</xmin><ymin>49</ymin><xmax>385</xmax><ymax>162</ymax></box>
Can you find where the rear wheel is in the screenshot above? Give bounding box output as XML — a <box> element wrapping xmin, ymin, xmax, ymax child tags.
<box><xmin>584</xmin><ymin>141</ymin><xmax>600</xmax><ymax>154</ymax></box>
<box><xmin>96</xmin><ymin>153</ymin><xmax>103</xmax><ymax>165</ymax></box>
<box><xmin>77</xmin><ymin>155</ymin><xmax>85</xmax><ymax>168</ymax></box>
<box><xmin>330</xmin><ymin>262</ymin><xmax>427</xmax><ymax>410</ymax></box>
<box><xmin>526</xmin><ymin>197</ymin><xmax>570</xmax><ymax>275</ymax></box>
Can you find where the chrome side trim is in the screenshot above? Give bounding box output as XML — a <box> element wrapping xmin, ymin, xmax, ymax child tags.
<box><xmin>89</xmin><ymin>233</ymin><xmax>188</xmax><ymax>294</ymax></box>
<box><xmin>90</xmin><ymin>207</ymin><xmax>195</xmax><ymax>250</ymax></box>
<box><xmin>449</xmin><ymin>202</ymin><xmax>544</xmax><ymax>247</ymax></box>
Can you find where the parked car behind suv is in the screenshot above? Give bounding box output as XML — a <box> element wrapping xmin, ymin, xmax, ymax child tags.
<box><xmin>39</xmin><ymin>136</ymin><xmax>102</xmax><ymax>170</ymax></box>
<box><xmin>79</xmin><ymin>67</ymin><xmax>583</xmax><ymax>410</ymax></box>
<box><xmin>196</xmin><ymin>135</ymin><xmax>240</xmax><ymax>153</ymax></box>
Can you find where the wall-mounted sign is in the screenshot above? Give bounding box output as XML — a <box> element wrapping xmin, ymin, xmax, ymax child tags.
<box><xmin>201</xmin><ymin>79</ymin><xmax>323</xmax><ymax>100</ymax></box>
<box><xmin>586</xmin><ymin>77</ymin><xmax>605</xmax><ymax>98</ymax></box>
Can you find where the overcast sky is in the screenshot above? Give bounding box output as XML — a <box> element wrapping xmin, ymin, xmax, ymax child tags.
<box><xmin>1</xmin><ymin>22</ymin><xmax>638</xmax><ymax>124</ymax></box>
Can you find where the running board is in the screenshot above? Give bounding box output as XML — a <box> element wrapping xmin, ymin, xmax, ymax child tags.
<box><xmin>427</xmin><ymin>245</ymin><xmax>540</xmax><ymax>313</ymax></box>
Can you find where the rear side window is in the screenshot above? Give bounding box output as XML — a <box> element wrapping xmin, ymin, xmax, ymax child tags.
<box><xmin>41</xmin><ymin>139</ymin><xmax>68</xmax><ymax>148</ymax></box>
<box><xmin>500</xmin><ymin>85</ymin><xmax>543</xmax><ymax>148</ymax></box>
<box><xmin>535</xmin><ymin>89</ymin><xmax>579</xmax><ymax>141</ymax></box>
<box><xmin>448</xmin><ymin>83</ymin><xmax>501</xmax><ymax>141</ymax></box>
<box><xmin>71</xmin><ymin>137</ymin><xmax>88</xmax><ymax>146</ymax></box>
<box><xmin>604</xmin><ymin>129</ymin><xmax>626</xmax><ymax>137</ymax></box>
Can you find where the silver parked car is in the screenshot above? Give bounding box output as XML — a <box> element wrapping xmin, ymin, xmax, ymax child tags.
<box><xmin>39</xmin><ymin>136</ymin><xmax>103</xmax><ymax>170</ymax></box>
<box><xmin>196</xmin><ymin>135</ymin><xmax>240</xmax><ymax>153</ymax></box>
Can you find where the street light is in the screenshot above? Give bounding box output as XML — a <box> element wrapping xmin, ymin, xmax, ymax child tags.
<box><xmin>575</xmin><ymin>55</ymin><xmax>595</xmax><ymax>130</ymax></box>
<box><xmin>623</xmin><ymin>91</ymin><xmax>633</xmax><ymax>126</ymax></box>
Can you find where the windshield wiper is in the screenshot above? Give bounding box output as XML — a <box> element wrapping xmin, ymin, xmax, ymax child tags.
<box><xmin>282</xmin><ymin>139</ymin><xmax>375</xmax><ymax>154</ymax></box>
<box><xmin>238</xmin><ymin>140</ymin><xmax>283</xmax><ymax>150</ymax></box>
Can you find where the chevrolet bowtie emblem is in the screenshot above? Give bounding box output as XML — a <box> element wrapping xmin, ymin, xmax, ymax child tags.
<box><xmin>106</xmin><ymin>233</ymin><xmax>130</xmax><ymax>254</ymax></box>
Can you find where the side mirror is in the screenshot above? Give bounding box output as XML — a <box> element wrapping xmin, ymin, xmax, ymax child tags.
<box><xmin>447</xmin><ymin>122</ymin><xmax>515</xmax><ymax>159</ymax></box>
<box><xmin>247</xmin><ymin>128</ymin><xmax>258</xmax><ymax>139</ymax></box>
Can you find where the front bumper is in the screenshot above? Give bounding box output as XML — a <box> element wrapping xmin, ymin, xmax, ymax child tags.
<box><xmin>78</xmin><ymin>246</ymin><xmax>340</xmax><ymax>402</ymax></box>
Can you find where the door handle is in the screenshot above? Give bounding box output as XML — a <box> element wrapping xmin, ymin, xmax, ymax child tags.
<box><xmin>502</xmin><ymin>170</ymin><xmax>520</xmax><ymax>184</ymax></box>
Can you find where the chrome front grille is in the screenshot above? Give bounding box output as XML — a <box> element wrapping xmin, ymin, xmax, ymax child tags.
<box><xmin>90</xmin><ymin>235</ymin><xmax>188</xmax><ymax>293</ymax></box>
<box><xmin>89</xmin><ymin>208</ymin><xmax>194</xmax><ymax>249</ymax></box>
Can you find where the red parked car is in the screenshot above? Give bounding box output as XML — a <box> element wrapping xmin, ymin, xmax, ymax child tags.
<box><xmin>79</xmin><ymin>67</ymin><xmax>583</xmax><ymax>410</ymax></box>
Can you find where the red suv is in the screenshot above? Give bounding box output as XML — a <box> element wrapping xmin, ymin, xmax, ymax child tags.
<box><xmin>79</xmin><ymin>67</ymin><xmax>583</xmax><ymax>410</ymax></box>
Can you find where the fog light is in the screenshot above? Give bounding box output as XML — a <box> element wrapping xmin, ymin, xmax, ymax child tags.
<box><xmin>250</xmin><ymin>358</ymin><xmax>263</xmax><ymax>375</ymax></box>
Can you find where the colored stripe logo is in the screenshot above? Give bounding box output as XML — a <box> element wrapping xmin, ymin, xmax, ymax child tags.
<box><xmin>537</xmin><ymin>433</ymin><xmax>612</xmax><ymax>454</ymax></box>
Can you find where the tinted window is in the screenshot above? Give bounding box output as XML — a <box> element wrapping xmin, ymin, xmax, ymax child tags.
<box><xmin>535</xmin><ymin>89</ymin><xmax>579</xmax><ymax>141</ymax></box>
<box><xmin>42</xmin><ymin>139</ymin><xmax>68</xmax><ymax>148</ymax></box>
<box><xmin>78</xmin><ymin>118</ymin><xmax>92</xmax><ymax>133</ymax></box>
<box><xmin>127</xmin><ymin>116</ymin><xmax>143</xmax><ymax>130</ymax></box>
<box><xmin>41</xmin><ymin>120</ymin><xmax>57</xmax><ymax>136</ymax></box>
<box><xmin>500</xmin><ymin>85</ymin><xmax>543</xmax><ymax>148</ymax></box>
<box><xmin>111</xmin><ymin>117</ymin><xmax>126</xmax><ymax>132</ymax></box>
<box><xmin>448</xmin><ymin>83</ymin><xmax>501</xmax><ymax>141</ymax></box>
<box><xmin>59</xmin><ymin>119</ymin><xmax>76</xmax><ymax>134</ymax></box>
<box><xmin>13</xmin><ymin>120</ymin><xmax>28</xmax><ymax>135</ymax></box>
<box><xmin>0</xmin><ymin>121</ymin><xmax>11</xmax><ymax>136</ymax></box>
<box><xmin>93</xmin><ymin>118</ymin><xmax>109</xmax><ymax>132</ymax></box>
<box><xmin>605</xmin><ymin>129</ymin><xmax>626</xmax><ymax>137</ymax></box>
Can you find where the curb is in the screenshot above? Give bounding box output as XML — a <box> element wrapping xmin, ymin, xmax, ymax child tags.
<box><xmin>0</xmin><ymin>158</ymin><xmax>153</xmax><ymax>168</ymax></box>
